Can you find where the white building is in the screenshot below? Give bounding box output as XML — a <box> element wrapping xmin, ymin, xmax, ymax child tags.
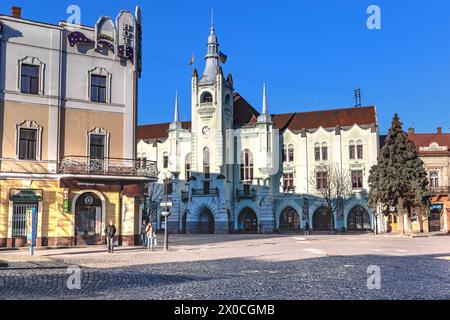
<box><xmin>138</xmin><ymin>18</ymin><xmax>380</xmax><ymax>234</ymax></box>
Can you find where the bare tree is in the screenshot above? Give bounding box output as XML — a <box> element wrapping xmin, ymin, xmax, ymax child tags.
<box><xmin>309</xmin><ymin>165</ymin><xmax>352</xmax><ymax>227</ymax></box>
<box><xmin>144</xmin><ymin>182</ymin><xmax>165</xmax><ymax>223</ymax></box>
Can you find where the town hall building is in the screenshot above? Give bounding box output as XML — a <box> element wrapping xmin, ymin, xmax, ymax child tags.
<box><xmin>137</xmin><ymin>18</ymin><xmax>380</xmax><ymax>234</ymax></box>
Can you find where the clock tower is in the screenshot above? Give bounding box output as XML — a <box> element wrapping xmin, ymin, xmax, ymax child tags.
<box><xmin>191</xmin><ymin>13</ymin><xmax>234</xmax><ymax>179</ymax></box>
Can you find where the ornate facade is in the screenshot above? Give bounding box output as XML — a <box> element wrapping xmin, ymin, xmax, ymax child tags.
<box><xmin>137</xmin><ymin>19</ymin><xmax>380</xmax><ymax>234</ymax></box>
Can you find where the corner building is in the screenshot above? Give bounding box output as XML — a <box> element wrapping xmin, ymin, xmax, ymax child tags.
<box><xmin>0</xmin><ymin>7</ymin><xmax>156</xmax><ymax>247</ymax></box>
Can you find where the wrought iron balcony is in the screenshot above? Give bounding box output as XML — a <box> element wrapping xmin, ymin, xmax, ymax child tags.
<box><xmin>59</xmin><ymin>156</ymin><xmax>157</xmax><ymax>178</ymax></box>
<box><xmin>236</xmin><ymin>188</ymin><xmax>256</xmax><ymax>201</ymax></box>
<box><xmin>430</xmin><ymin>186</ymin><xmax>450</xmax><ymax>195</ymax></box>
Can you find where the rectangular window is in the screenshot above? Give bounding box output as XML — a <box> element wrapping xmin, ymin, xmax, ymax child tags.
<box><xmin>430</xmin><ymin>172</ymin><xmax>439</xmax><ymax>188</ymax></box>
<box><xmin>91</xmin><ymin>75</ymin><xmax>107</xmax><ymax>103</ymax></box>
<box><xmin>315</xmin><ymin>147</ymin><xmax>321</xmax><ymax>161</ymax></box>
<box><xmin>352</xmin><ymin>170</ymin><xmax>364</xmax><ymax>190</ymax></box>
<box><xmin>89</xmin><ymin>134</ymin><xmax>106</xmax><ymax>159</ymax></box>
<box><xmin>185</xmin><ymin>163</ymin><xmax>191</xmax><ymax>181</ymax></box>
<box><xmin>283</xmin><ymin>173</ymin><xmax>295</xmax><ymax>192</ymax></box>
<box><xmin>282</xmin><ymin>148</ymin><xmax>287</xmax><ymax>162</ymax></box>
<box><xmin>349</xmin><ymin>145</ymin><xmax>356</xmax><ymax>160</ymax></box>
<box><xmin>163</xmin><ymin>155</ymin><xmax>169</xmax><ymax>169</ymax></box>
<box><xmin>316</xmin><ymin>171</ymin><xmax>328</xmax><ymax>190</ymax></box>
<box><xmin>21</xmin><ymin>64</ymin><xmax>40</xmax><ymax>95</ymax></box>
<box><xmin>18</xmin><ymin>128</ymin><xmax>37</xmax><ymax>160</ymax></box>
<box><xmin>357</xmin><ymin>145</ymin><xmax>363</xmax><ymax>160</ymax></box>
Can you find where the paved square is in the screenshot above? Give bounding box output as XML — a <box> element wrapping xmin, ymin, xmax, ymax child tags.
<box><xmin>0</xmin><ymin>234</ymin><xmax>449</xmax><ymax>300</ymax></box>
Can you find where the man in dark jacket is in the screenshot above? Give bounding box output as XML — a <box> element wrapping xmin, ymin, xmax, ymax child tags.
<box><xmin>105</xmin><ymin>220</ymin><xmax>117</xmax><ymax>253</ymax></box>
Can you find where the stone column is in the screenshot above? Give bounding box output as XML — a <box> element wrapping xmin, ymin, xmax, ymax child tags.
<box><xmin>258</xmin><ymin>184</ymin><xmax>275</xmax><ymax>233</ymax></box>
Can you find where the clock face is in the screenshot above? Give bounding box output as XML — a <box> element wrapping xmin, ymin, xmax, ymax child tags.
<box><xmin>202</xmin><ymin>126</ymin><xmax>212</xmax><ymax>137</ymax></box>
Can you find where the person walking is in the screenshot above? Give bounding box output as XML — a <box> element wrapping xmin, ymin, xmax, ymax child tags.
<box><xmin>105</xmin><ymin>220</ymin><xmax>117</xmax><ymax>253</ymax></box>
<box><xmin>304</xmin><ymin>221</ymin><xmax>311</xmax><ymax>236</ymax></box>
<box><xmin>146</xmin><ymin>223</ymin><xmax>157</xmax><ymax>251</ymax></box>
<box><xmin>140</xmin><ymin>220</ymin><xmax>148</xmax><ymax>247</ymax></box>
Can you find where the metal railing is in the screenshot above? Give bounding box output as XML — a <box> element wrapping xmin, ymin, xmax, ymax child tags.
<box><xmin>59</xmin><ymin>156</ymin><xmax>157</xmax><ymax>178</ymax></box>
<box><xmin>236</xmin><ymin>188</ymin><xmax>257</xmax><ymax>201</ymax></box>
<box><xmin>191</xmin><ymin>188</ymin><xmax>220</xmax><ymax>197</ymax></box>
<box><xmin>430</xmin><ymin>186</ymin><xmax>450</xmax><ymax>194</ymax></box>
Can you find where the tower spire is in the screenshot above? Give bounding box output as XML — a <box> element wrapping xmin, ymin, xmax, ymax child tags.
<box><xmin>200</xmin><ymin>10</ymin><xmax>220</xmax><ymax>84</ymax></box>
<box><xmin>257</xmin><ymin>82</ymin><xmax>272</xmax><ymax>124</ymax></box>
<box><xmin>211</xmin><ymin>8</ymin><xmax>215</xmax><ymax>32</ymax></box>
<box><xmin>169</xmin><ymin>90</ymin><xmax>182</xmax><ymax>131</ymax></box>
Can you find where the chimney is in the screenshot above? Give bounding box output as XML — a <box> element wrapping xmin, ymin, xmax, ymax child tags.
<box><xmin>437</xmin><ymin>127</ymin><xmax>442</xmax><ymax>134</ymax></box>
<box><xmin>12</xmin><ymin>6</ymin><xmax>22</xmax><ymax>18</ymax></box>
<box><xmin>407</xmin><ymin>127</ymin><xmax>415</xmax><ymax>135</ymax></box>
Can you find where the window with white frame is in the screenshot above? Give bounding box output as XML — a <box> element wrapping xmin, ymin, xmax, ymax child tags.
<box><xmin>18</xmin><ymin>57</ymin><xmax>45</xmax><ymax>95</ymax></box>
<box><xmin>283</xmin><ymin>172</ymin><xmax>295</xmax><ymax>192</ymax></box>
<box><xmin>288</xmin><ymin>144</ymin><xmax>295</xmax><ymax>162</ymax></box>
<box><xmin>16</xmin><ymin>120</ymin><xmax>42</xmax><ymax>161</ymax></box>
<box><xmin>240</xmin><ymin>149</ymin><xmax>254</xmax><ymax>182</ymax></box>
<box><xmin>185</xmin><ymin>153</ymin><xmax>192</xmax><ymax>181</ymax></box>
<box><xmin>88</xmin><ymin>67</ymin><xmax>111</xmax><ymax>104</ymax></box>
<box><xmin>430</xmin><ymin>171</ymin><xmax>439</xmax><ymax>188</ymax></box>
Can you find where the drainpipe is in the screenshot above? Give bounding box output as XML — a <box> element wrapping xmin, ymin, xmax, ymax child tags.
<box><xmin>119</xmin><ymin>182</ymin><xmax>124</xmax><ymax>246</ymax></box>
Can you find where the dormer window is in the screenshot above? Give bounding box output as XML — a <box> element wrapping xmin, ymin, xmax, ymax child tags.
<box><xmin>201</xmin><ymin>92</ymin><xmax>213</xmax><ymax>104</ymax></box>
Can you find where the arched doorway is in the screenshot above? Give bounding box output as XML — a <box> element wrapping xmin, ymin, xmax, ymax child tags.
<box><xmin>239</xmin><ymin>208</ymin><xmax>258</xmax><ymax>233</ymax></box>
<box><xmin>347</xmin><ymin>206</ymin><xmax>371</xmax><ymax>231</ymax></box>
<box><xmin>199</xmin><ymin>208</ymin><xmax>215</xmax><ymax>234</ymax></box>
<box><xmin>313</xmin><ymin>207</ymin><xmax>334</xmax><ymax>231</ymax></box>
<box><xmin>280</xmin><ymin>207</ymin><xmax>300</xmax><ymax>233</ymax></box>
<box><xmin>75</xmin><ymin>192</ymin><xmax>103</xmax><ymax>245</ymax></box>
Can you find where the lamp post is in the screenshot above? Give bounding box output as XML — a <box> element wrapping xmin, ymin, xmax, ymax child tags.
<box><xmin>158</xmin><ymin>171</ymin><xmax>174</xmax><ymax>252</ymax></box>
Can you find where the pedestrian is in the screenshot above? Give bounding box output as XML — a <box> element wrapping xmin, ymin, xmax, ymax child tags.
<box><xmin>146</xmin><ymin>223</ymin><xmax>157</xmax><ymax>251</ymax></box>
<box><xmin>304</xmin><ymin>221</ymin><xmax>311</xmax><ymax>236</ymax></box>
<box><xmin>140</xmin><ymin>220</ymin><xmax>148</xmax><ymax>247</ymax></box>
<box><xmin>105</xmin><ymin>220</ymin><xmax>117</xmax><ymax>253</ymax></box>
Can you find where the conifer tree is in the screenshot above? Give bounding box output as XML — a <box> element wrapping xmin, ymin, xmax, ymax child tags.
<box><xmin>368</xmin><ymin>114</ymin><xmax>431</xmax><ymax>233</ymax></box>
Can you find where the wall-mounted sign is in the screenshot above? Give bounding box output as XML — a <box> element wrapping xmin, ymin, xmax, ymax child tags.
<box><xmin>116</xmin><ymin>11</ymin><xmax>136</xmax><ymax>63</ymax></box>
<box><xmin>431</xmin><ymin>204</ymin><xmax>444</xmax><ymax>211</ymax></box>
<box><xmin>10</xmin><ymin>189</ymin><xmax>43</xmax><ymax>202</ymax></box>
<box><xmin>95</xmin><ymin>16</ymin><xmax>116</xmax><ymax>53</ymax></box>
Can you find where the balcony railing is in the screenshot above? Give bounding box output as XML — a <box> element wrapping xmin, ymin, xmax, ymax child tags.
<box><xmin>59</xmin><ymin>156</ymin><xmax>157</xmax><ymax>178</ymax></box>
<box><xmin>430</xmin><ymin>187</ymin><xmax>450</xmax><ymax>195</ymax></box>
<box><xmin>191</xmin><ymin>188</ymin><xmax>219</xmax><ymax>197</ymax></box>
<box><xmin>236</xmin><ymin>188</ymin><xmax>256</xmax><ymax>201</ymax></box>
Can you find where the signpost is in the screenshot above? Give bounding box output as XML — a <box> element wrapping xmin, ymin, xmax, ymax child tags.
<box><xmin>26</xmin><ymin>207</ymin><xmax>38</xmax><ymax>256</ymax></box>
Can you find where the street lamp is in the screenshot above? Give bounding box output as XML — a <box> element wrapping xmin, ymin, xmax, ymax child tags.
<box><xmin>158</xmin><ymin>171</ymin><xmax>174</xmax><ymax>252</ymax></box>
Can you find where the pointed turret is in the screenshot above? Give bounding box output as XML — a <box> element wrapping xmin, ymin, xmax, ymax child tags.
<box><xmin>257</xmin><ymin>82</ymin><xmax>272</xmax><ymax>123</ymax></box>
<box><xmin>169</xmin><ymin>90</ymin><xmax>182</xmax><ymax>131</ymax></box>
<box><xmin>200</xmin><ymin>9</ymin><xmax>221</xmax><ymax>84</ymax></box>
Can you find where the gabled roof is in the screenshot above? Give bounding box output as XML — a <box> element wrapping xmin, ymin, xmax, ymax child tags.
<box><xmin>137</xmin><ymin>94</ymin><xmax>377</xmax><ymax>140</ymax></box>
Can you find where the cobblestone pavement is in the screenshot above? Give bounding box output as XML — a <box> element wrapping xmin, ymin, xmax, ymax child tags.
<box><xmin>0</xmin><ymin>234</ymin><xmax>449</xmax><ymax>300</ymax></box>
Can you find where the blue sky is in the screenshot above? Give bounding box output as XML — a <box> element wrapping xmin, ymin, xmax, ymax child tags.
<box><xmin>2</xmin><ymin>0</ymin><xmax>450</xmax><ymax>133</ymax></box>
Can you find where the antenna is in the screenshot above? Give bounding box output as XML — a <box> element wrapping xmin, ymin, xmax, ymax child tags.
<box><xmin>354</xmin><ymin>88</ymin><xmax>362</xmax><ymax>107</ymax></box>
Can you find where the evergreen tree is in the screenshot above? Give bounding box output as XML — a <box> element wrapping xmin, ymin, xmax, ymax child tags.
<box><xmin>368</xmin><ymin>114</ymin><xmax>431</xmax><ymax>233</ymax></box>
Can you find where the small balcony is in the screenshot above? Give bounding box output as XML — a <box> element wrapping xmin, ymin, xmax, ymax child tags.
<box><xmin>430</xmin><ymin>186</ymin><xmax>450</xmax><ymax>195</ymax></box>
<box><xmin>59</xmin><ymin>156</ymin><xmax>157</xmax><ymax>178</ymax></box>
<box><xmin>236</xmin><ymin>188</ymin><xmax>256</xmax><ymax>201</ymax></box>
<box><xmin>191</xmin><ymin>188</ymin><xmax>219</xmax><ymax>197</ymax></box>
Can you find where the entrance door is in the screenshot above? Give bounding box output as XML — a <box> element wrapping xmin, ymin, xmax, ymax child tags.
<box><xmin>347</xmin><ymin>206</ymin><xmax>371</xmax><ymax>231</ymax></box>
<box><xmin>75</xmin><ymin>193</ymin><xmax>103</xmax><ymax>245</ymax></box>
<box><xmin>280</xmin><ymin>208</ymin><xmax>300</xmax><ymax>232</ymax></box>
<box><xmin>429</xmin><ymin>209</ymin><xmax>442</xmax><ymax>232</ymax></box>
<box><xmin>12</xmin><ymin>202</ymin><xmax>38</xmax><ymax>247</ymax></box>
<box><xmin>239</xmin><ymin>208</ymin><xmax>258</xmax><ymax>233</ymax></box>
<box><xmin>199</xmin><ymin>209</ymin><xmax>215</xmax><ymax>234</ymax></box>
<box><xmin>313</xmin><ymin>207</ymin><xmax>334</xmax><ymax>231</ymax></box>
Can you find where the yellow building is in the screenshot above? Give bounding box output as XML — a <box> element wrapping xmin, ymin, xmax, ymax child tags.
<box><xmin>0</xmin><ymin>7</ymin><xmax>156</xmax><ymax>248</ymax></box>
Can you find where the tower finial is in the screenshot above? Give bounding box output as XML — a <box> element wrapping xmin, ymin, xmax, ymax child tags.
<box><xmin>257</xmin><ymin>82</ymin><xmax>272</xmax><ymax>124</ymax></box>
<box><xmin>174</xmin><ymin>90</ymin><xmax>179</xmax><ymax>123</ymax></box>
<box><xmin>211</xmin><ymin>8</ymin><xmax>214</xmax><ymax>32</ymax></box>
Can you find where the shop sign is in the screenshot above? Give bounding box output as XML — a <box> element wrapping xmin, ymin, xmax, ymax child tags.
<box><xmin>10</xmin><ymin>189</ymin><xmax>43</xmax><ymax>202</ymax></box>
<box><xmin>431</xmin><ymin>204</ymin><xmax>444</xmax><ymax>211</ymax></box>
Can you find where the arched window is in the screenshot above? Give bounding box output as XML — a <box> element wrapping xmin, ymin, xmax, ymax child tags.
<box><xmin>356</xmin><ymin>140</ymin><xmax>364</xmax><ymax>160</ymax></box>
<box><xmin>314</xmin><ymin>143</ymin><xmax>321</xmax><ymax>162</ymax></box>
<box><xmin>203</xmin><ymin>147</ymin><xmax>211</xmax><ymax>193</ymax></box>
<box><xmin>321</xmin><ymin>142</ymin><xmax>328</xmax><ymax>161</ymax></box>
<box><xmin>288</xmin><ymin>144</ymin><xmax>295</xmax><ymax>162</ymax></box>
<box><xmin>349</xmin><ymin>140</ymin><xmax>356</xmax><ymax>160</ymax></box>
<box><xmin>201</xmin><ymin>92</ymin><xmax>213</xmax><ymax>104</ymax></box>
<box><xmin>185</xmin><ymin>153</ymin><xmax>192</xmax><ymax>181</ymax></box>
<box><xmin>240</xmin><ymin>149</ymin><xmax>254</xmax><ymax>182</ymax></box>
<box><xmin>162</xmin><ymin>152</ymin><xmax>169</xmax><ymax>169</ymax></box>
